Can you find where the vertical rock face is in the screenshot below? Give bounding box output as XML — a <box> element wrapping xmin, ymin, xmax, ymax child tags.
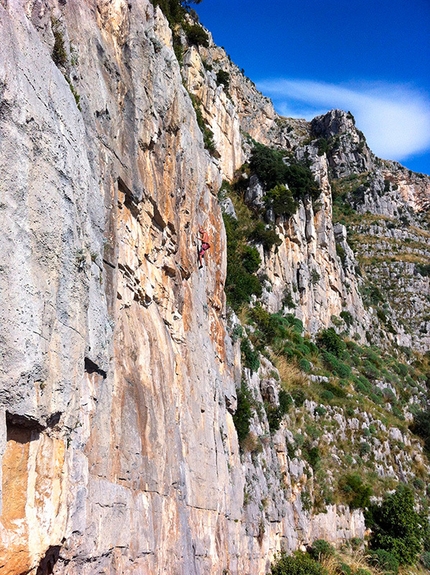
<box><xmin>0</xmin><ymin>2</ymin><xmax>429</xmax><ymax>574</ymax></box>
<box><xmin>0</xmin><ymin>1</ymin><xmax>239</xmax><ymax>572</ymax></box>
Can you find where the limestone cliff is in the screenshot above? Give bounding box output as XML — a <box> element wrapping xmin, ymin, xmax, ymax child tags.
<box><xmin>0</xmin><ymin>2</ymin><xmax>429</xmax><ymax>575</ymax></box>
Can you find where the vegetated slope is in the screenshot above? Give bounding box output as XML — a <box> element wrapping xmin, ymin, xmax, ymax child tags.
<box><xmin>198</xmin><ymin>41</ymin><xmax>430</xmax><ymax>568</ymax></box>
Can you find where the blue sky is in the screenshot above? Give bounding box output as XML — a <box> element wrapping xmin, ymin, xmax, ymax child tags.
<box><xmin>194</xmin><ymin>0</ymin><xmax>430</xmax><ymax>175</ymax></box>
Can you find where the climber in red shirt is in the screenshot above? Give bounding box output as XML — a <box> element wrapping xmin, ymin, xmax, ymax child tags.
<box><xmin>198</xmin><ymin>226</ymin><xmax>210</xmax><ymax>268</ymax></box>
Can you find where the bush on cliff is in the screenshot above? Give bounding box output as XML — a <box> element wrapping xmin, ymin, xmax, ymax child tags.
<box><xmin>223</xmin><ymin>212</ymin><xmax>262</xmax><ymax>310</ymax></box>
<box><xmin>150</xmin><ymin>0</ymin><xmax>202</xmax><ymax>26</ymax></box>
<box><xmin>216</xmin><ymin>69</ymin><xmax>230</xmax><ymax>89</ymax></box>
<box><xmin>233</xmin><ymin>380</ymin><xmax>253</xmax><ymax>444</ymax></box>
<box><xmin>249</xmin><ymin>143</ymin><xmax>288</xmax><ymax>190</ymax></box>
<box><xmin>183</xmin><ymin>22</ymin><xmax>209</xmax><ymax>47</ymax></box>
<box><xmin>248</xmin><ymin>221</ymin><xmax>282</xmax><ymax>252</ymax></box>
<box><xmin>264</xmin><ymin>184</ymin><xmax>297</xmax><ymax>218</ymax></box>
<box><xmin>150</xmin><ymin>0</ymin><xmax>186</xmax><ymax>25</ymax></box>
<box><xmin>51</xmin><ymin>18</ymin><xmax>67</xmax><ymax>68</ymax></box>
<box><xmin>240</xmin><ymin>338</ymin><xmax>260</xmax><ymax>373</ymax></box>
<box><xmin>249</xmin><ymin>143</ymin><xmax>320</xmax><ymax>208</ymax></box>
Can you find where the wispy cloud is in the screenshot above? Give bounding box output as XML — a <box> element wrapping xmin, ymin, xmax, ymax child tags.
<box><xmin>256</xmin><ymin>79</ymin><xmax>430</xmax><ymax>162</ymax></box>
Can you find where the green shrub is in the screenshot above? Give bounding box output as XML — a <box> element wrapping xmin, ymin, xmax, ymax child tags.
<box><xmin>249</xmin><ymin>143</ymin><xmax>289</xmax><ymax>190</ymax></box>
<box><xmin>368</xmin><ymin>549</ymin><xmax>399</xmax><ymax>575</ymax></box>
<box><xmin>321</xmin><ymin>380</ymin><xmax>348</xmax><ymax>399</ymax></box>
<box><xmin>249</xmin><ymin>143</ymin><xmax>319</xmax><ymax>200</ymax></box>
<box><xmin>360</xmin><ymin>283</ymin><xmax>385</xmax><ymax>306</ymax></box>
<box><xmin>291</xmin><ymin>388</ymin><xmax>306</xmax><ymax>407</ymax></box>
<box><xmin>394</xmin><ymin>362</ymin><xmax>409</xmax><ymax>377</ymax></box>
<box><xmin>233</xmin><ymin>381</ymin><xmax>253</xmax><ymax>444</ymax></box>
<box><xmin>231</xmin><ymin>324</ymin><xmax>243</xmax><ymax>343</ymax></box>
<box><xmin>150</xmin><ymin>0</ymin><xmax>186</xmax><ymax>25</ymax></box>
<box><xmin>369</xmin><ymin>392</ymin><xmax>383</xmax><ymax>405</ymax></box>
<box><xmin>189</xmin><ymin>93</ymin><xmax>216</xmax><ymax>153</ymax></box>
<box><xmin>241</xmin><ymin>245</ymin><xmax>261</xmax><ymax>273</ymax></box>
<box><xmin>382</xmin><ymin>387</ymin><xmax>396</xmax><ymax>402</ymax></box>
<box><xmin>282</xmin><ymin>290</ymin><xmax>296</xmax><ymax>309</ymax></box>
<box><xmin>285</xmin><ymin>163</ymin><xmax>320</xmax><ymax>201</ymax></box>
<box><xmin>421</xmin><ymin>551</ymin><xmax>430</xmax><ymax>570</ymax></box>
<box><xmin>308</xmin><ymin>539</ymin><xmax>335</xmax><ymax>561</ymax></box>
<box><xmin>249</xmin><ymin>221</ymin><xmax>282</xmax><ymax>251</ymax></box>
<box><xmin>223</xmin><ymin>213</ymin><xmax>262</xmax><ymax>309</ymax></box>
<box><xmin>173</xmin><ymin>32</ymin><xmax>184</xmax><ymax>64</ymax></box>
<box><xmin>270</xmin><ymin>551</ymin><xmax>327</xmax><ymax>575</ymax></box>
<box><xmin>412</xmin><ymin>477</ymin><xmax>426</xmax><ymax>491</ymax></box>
<box><xmin>411</xmin><ymin>409</ymin><xmax>430</xmax><ymax>453</ymax></box>
<box><xmin>316</xmin><ymin>138</ymin><xmax>329</xmax><ymax>156</ymax></box>
<box><xmin>317</xmin><ymin>328</ymin><xmax>345</xmax><ymax>357</ymax></box>
<box><xmin>359</xmin><ymin>442</ymin><xmax>371</xmax><ymax>456</ymax></box>
<box><xmin>339</xmin><ymin>474</ymin><xmax>372</xmax><ymax>510</ymax></box>
<box><xmin>336</xmin><ymin>243</ymin><xmax>347</xmax><ymax>265</ymax></box>
<box><xmin>363</xmin><ymin>347</ymin><xmax>381</xmax><ymax>366</ymax></box>
<box><xmin>265</xmin><ymin>184</ymin><xmax>298</xmax><ymax>218</ymax></box>
<box><xmin>350</xmin><ymin>537</ymin><xmax>363</xmax><ymax>550</ymax></box>
<box><xmin>279</xmin><ymin>389</ymin><xmax>293</xmax><ymax>414</ymax></box>
<box><xmin>296</xmin><ymin>343</ymin><xmax>312</xmax><ymax>357</ymax></box>
<box><xmin>284</xmin><ymin>314</ymin><xmax>304</xmax><ymax>333</ymax></box>
<box><xmin>320</xmin><ymin>390</ymin><xmax>334</xmax><ymax>403</ymax></box>
<box><xmin>241</xmin><ymin>338</ymin><xmax>260</xmax><ymax>373</ymax></box>
<box><xmin>249</xmin><ymin>306</ymin><xmax>279</xmax><ymax>342</ymax></box>
<box><xmin>266</xmin><ymin>405</ymin><xmax>281</xmax><ymax>432</ymax></box>
<box><xmin>391</xmin><ymin>406</ymin><xmax>404</xmax><ymax>420</ymax></box>
<box><xmin>299</xmin><ymin>358</ymin><xmax>311</xmax><ymax>372</ymax></box>
<box><xmin>216</xmin><ymin>69</ymin><xmax>230</xmax><ymax>89</ymax></box>
<box><xmin>415</xmin><ymin>263</ymin><xmax>430</xmax><ymax>277</ymax></box>
<box><xmin>266</xmin><ymin>399</ymin><xmax>291</xmax><ymax>433</ymax></box>
<box><xmin>353</xmin><ymin>380</ymin><xmax>367</xmax><ymax>394</ymax></box>
<box><xmin>362</xmin><ymin>360</ymin><xmax>380</xmax><ymax>381</ymax></box>
<box><xmin>51</xmin><ymin>19</ymin><xmax>68</xmax><ymax>68</ymax></box>
<box><xmin>338</xmin><ymin>563</ymin><xmax>352</xmax><ymax>575</ymax></box>
<box><xmin>322</xmin><ymin>351</ymin><xmax>352</xmax><ymax>379</ymax></box>
<box><xmin>65</xmin><ymin>77</ymin><xmax>81</xmax><ymax>110</ymax></box>
<box><xmin>303</xmin><ymin>443</ymin><xmax>321</xmax><ymax>469</ymax></box>
<box><xmin>184</xmin><ymin>23</ymin><xmax>209</xmax><ymax>46</ymax></box>
<box><xmin>366</xmin><ymin>484</ymin><xmax>427</xmax><ymax>565</ymax></box>
<box><xmin>340</xmin><ymin>310</ymin><xmax>354</xmax><ymax>326</ymax></box>
<box><xmin>225</xmin><ymin>265</ymin><xmax>262</xmax><ymax>308</ymax></box>
<box><xmin>311</xmin><ymin>270</ymin><xmax>321</xmax><ymax>284</ymax></box>
<box><xmin>353</xmin><ymin>375</ymin><xmax>372</xmax><ymax>393</ymax></box>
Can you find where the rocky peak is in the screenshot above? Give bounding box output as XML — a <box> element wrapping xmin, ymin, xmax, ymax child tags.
<box><xmin>310</xmin><ymin>110</ymin><xmax>373</xmax><ymax>178</ymax></box>
<box><xmin>311</xmin><ymin>109</ymin><xmax>359</xmax><ymax>139</ymax></box>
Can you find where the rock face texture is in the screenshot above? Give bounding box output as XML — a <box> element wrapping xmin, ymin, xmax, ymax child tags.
<box><xmin>0</xmin><ymin>2</ymin><xmax>429</xmax><ymax>575</ymax></box>
<box><xmin>0</xmin><ymin>1</ymin><xmax>234</xmax><ymax>572</ymax></box>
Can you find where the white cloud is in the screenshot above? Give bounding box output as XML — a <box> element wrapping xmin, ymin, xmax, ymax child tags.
<box><xmin>256</xmin><ymin>78</ymin><xmax>430</xmax><ymax>162</ymax></box>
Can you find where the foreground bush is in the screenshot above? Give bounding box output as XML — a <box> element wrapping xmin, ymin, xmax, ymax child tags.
<box><xmin>308</xmin><ymin>539</ymin><xmax>335</xmax><ymax>561</ymax></box>
<box><xmin>367</xmin><ymin>549</ymin><xmax>399</xmax><ymax>575</ymax></box>
<box><xmin>270</xmin><ymin>551</ymin><xmax>327</xmax><ymax>575</ymax></box>
<box><xmin>366</xmin><ymin>484</ymin><xmax>427</xmax><ymax>565</ymax></box>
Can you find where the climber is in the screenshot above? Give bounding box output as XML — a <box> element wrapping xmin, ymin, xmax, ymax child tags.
<box><xmin>198</xmin><ymin>226</ymin><xmax>210</xmax><ymax>268</ymax></box>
